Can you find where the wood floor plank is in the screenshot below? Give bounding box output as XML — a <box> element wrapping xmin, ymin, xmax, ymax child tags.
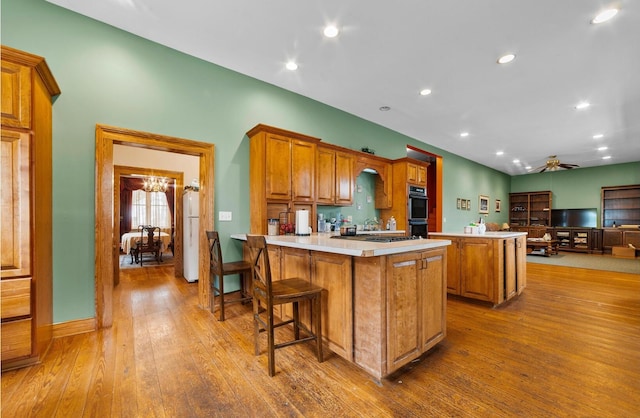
<box><xmin>2</xmin><ymin>261</ymin><xmax>639</xmax><ymax>417</ymax></box>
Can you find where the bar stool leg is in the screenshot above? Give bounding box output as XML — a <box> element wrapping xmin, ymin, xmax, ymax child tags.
<box><xmin>267</xmin><ymin>304</ymin><xmax>276</xmax><ymax>377</ymax></box>
<box><xmin>315</xmin><ymin>295</ymin><xmax>323</xmax><ymax>362</ymax></box>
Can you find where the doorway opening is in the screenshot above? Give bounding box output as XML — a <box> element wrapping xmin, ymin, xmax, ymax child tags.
<box><xmin>95</xmin><ymin>125</ymin><xmax>215</xmax><ymax>329</ymax></box>
<box><xmin>114</xmin><ymin>166</ymin><xmax>183</xmax><ymax>282</ymax></box>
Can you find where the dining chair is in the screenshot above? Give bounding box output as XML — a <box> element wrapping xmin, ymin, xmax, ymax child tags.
<box><xmin>135</xmin><ymin>225</ymin><xmax>162</xmax><ymax>266</ymax></box>
<box><xmin>246</xmin><ymin>234</ymin><xmax>324</xmax><ymax>376</ymax></box>
<box><xmin>206</xmin><ymin>231</ymin><xmax>252</xmax><ymax>321</ymax></box>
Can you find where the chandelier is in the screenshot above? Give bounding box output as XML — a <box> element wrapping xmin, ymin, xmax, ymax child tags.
<box><xmin>142</xmin><ymin>176</ymin><xmax>168</xmax><ymax>193</ymax></box>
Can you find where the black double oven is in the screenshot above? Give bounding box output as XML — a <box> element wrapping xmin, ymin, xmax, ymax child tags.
<box><xmin>408</xmin><ymin>185</ymin><xmax>428</xmax><ymax>238</ymax></box>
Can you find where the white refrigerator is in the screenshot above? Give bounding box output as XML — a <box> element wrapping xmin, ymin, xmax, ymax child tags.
<box><xmin>183</xmin><ymin>190</ymin><xmax>199</xmax><ymax>282</ymax></box>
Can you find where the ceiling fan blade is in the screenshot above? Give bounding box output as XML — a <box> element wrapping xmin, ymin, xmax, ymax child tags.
<box><xmin>559</xmin><ymin>163</ymin><xmax>579</xmax><ymax>169</ymax></box>
<box><xmin>538</xmin><ymin>166</ymin><xmax>548</xmax><ymax>173</ymax></box>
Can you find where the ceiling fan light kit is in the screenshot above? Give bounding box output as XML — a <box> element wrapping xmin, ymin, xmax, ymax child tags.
<box><xmin>532</xmin><ymin>155</ymin><xmax>580</xmax><ymax>173</ymax></box>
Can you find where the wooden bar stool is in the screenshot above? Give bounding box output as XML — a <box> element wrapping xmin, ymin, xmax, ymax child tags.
<box><xmin>246</xmin><ymin>235</ymin><xmax>324</xmax><ymax>376</ymax></box>
<box><xmin>206</xmin><ymin>231</ymin><xmax>252</xmax><ymax>321</ymax></box>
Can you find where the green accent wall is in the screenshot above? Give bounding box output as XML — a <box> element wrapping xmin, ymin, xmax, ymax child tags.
<box><xmin>2</xmin><ymin>0</ymin><xmax>637</xmax><ymax>324</ymax></box>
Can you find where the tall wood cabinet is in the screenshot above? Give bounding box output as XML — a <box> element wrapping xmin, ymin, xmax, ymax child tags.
<box><xmin>248</xmin><ymin>125</ymin><xmax>319</xmax><ymax>234</ymax></box>
<box><xmin>380</xmin><ymin>158</ymin><xmax>429</xmax><ymax>233</ymax></box>
<box><xmin>1</xmin><ymin>46</ymin><xmax>60</xmax><ymax>370</ymax></box>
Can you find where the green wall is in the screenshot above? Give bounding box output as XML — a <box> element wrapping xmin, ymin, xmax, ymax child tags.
<box><xmin>3</xmin><ymin>0</ymin><xmax>635</xmax><ymax>324</ymax></box>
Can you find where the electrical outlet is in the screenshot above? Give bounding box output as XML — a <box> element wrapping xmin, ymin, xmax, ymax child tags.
<box><xmin>218</xmin><ymin>211</ymin><xmax>232</xmax><ymax>221</ymax></box>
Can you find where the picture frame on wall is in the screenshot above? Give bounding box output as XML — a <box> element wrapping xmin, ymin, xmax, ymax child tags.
<box><xmin>466</xmin><ymin>199</ymin><xmax>471</xmax><ymax>210</ymax></box>
<box><xmin>461</xmin><ymin>199</ymin><xmax>467</xmax><ymax>210</ymax></box>
<box><xmin>479</xmin><ymin>195</ymin><xmax>489</xmax><ymax>214</ymax></box>
<box><xmin>457</xmin><ymin>198</ymin><xmax>461</xmax><ymax>209</ymax></box>
<box><xmin>495</xmin><ymin>199</ymin><xmax>502</xmax><ymax>212</ymax></box>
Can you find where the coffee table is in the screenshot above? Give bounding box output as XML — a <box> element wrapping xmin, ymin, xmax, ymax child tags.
<box><xmin>526</xmin><ymin>239</ymin><xmax>558</xmax><ymax>257</ymax></box>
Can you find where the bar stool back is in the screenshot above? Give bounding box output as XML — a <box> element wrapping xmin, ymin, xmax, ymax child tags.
<box><xmin>206</xmin><ymin>231</ymin><xmax>252</xmax><ymax>321</ymax></box>
<box><xmin>246</xmin><ymin>234</ymin><xmax>324</xmax><ymax>376</ymax></box>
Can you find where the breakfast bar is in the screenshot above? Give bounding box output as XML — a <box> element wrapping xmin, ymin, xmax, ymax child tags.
<box><xmin>232</xmin><ymin>233</ymin><xmax>451</xmax><ymax>379</ymax></box>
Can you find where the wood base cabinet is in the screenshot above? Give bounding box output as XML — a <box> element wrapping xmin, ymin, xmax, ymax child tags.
<box><xmin>438</xmin><ymin>234</ymin><xmax>526</xmax><ymax>306</ymax></box>
<box><xmin>353</xmin><ymin>247</ymin><xmax>446</xmax><ymax>379</ymax></box>
<box><xmin>1</xmin><ymin>46</ymin><xmax>60</xmax><ymax>371</ymax></box>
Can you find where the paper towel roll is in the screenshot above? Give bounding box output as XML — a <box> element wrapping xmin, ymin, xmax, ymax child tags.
<box><xmin>295</xmin><ymin>210</ymin><xmax>310</xmax><ymax>235</ymax></box>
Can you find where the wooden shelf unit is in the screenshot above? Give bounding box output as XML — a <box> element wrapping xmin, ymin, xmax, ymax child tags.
<box><xmin>601</xmin><ymin>184</ymin><xmax>640</xmax><ymax>228</ymax></box>
<box><xmin>509</xmin><ymin>191</ymin><xmax>552</xmax><ymax>237</ymax></box>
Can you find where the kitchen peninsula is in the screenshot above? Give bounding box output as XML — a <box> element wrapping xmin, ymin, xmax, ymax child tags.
<box><xmin>231</xmin><ymin>233</ymin><xmax>451</xmax><ymax>379</ymax></box>
<box><xmin>430</xmin><ymin>231</ymin><xmax>528</xmax><ymax>306</ymax></box>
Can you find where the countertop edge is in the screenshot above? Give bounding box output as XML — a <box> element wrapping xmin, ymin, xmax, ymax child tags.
<box><xmin>429</xmin><ymin>231</ymin><xmax>528</xmax><ymax>238</ymax></box>
<box><xmin>231</xmin><ymin>233</ymin><xmax>451</xmax><ymax>257</ymax></box>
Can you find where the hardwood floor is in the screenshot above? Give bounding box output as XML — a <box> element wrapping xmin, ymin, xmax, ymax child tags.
<box><xmin>2</xmin><ymin>263</ymin><xmax>639</xmax><ymax>417</ymax></box>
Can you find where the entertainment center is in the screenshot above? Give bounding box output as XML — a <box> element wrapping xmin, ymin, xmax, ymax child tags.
<box><xmin>509</xmin><ymin>185</ymin><xmax>640</xmax><ymax>255</ymax></box>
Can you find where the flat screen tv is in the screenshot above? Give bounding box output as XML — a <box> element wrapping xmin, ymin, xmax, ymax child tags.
<box><xmin>551</xmin><ymin>208</ymin><xmax>597</xmax><ymax>228</ymax></box>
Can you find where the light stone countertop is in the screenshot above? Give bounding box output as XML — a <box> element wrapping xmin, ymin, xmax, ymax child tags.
<box><xmin>231</xmin><ymin>233</ymin><xmax>450</xmax><ymax>257</ymax></box>
<box><xmin>429</xmin><ymin>231</ymin><xmax>528</xmax><ymax>239</ymax></box>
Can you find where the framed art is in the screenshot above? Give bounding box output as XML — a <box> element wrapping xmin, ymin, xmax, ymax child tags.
<box><xmin>466</xmin><ymin>199</ymin><xmax>471</xmax><ymax>210</ymax></box>
<box><xmin>495</xmin><ymin>199</ymin><xmax>502</xmax><ymax>212</ymax></box>
<box><xmin>457</xmin><ymin>198</ymin><xmax>461</xmax><ymax>209</ymax></box>
<box><xmin>461</xmin><ymin>199</ymin><xmax>467</xmax><ymax>210</ymax></box>
<box><xmin>479</xmin><ymin>195</ymin><xmax>489</xmax><ymax>214</ymax></box>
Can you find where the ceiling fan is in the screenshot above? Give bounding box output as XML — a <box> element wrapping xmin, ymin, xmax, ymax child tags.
<box><xmin>532</xmin><ymin>155</ymin><xmax>580</xmax><ymax>173</ymax></box>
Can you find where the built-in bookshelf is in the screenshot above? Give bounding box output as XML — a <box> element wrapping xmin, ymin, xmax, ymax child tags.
<box><xmin>601</xmin><ymin>185</ymin><xmax>640</xmax><ymax>228</ymax></box>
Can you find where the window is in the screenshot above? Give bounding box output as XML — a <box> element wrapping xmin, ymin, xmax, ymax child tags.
<box><xmin>131</xmin><ymin>190</ymin><xmax>171</xmax><ymax>228</ymax></box>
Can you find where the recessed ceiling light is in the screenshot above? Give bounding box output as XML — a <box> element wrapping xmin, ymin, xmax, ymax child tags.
<box><xmin>593</xmin><ymin>134</ymin><xmax>604</xmax><ymax>139</ymax></box>
<box><xmin>496</xmin><ymin>151</ymin><xmax>504</xmax><ymax>156</ymax></box>
<box><xmin>460</xmin><ymin>132</ymin><xmax>469</xmax><ymax>138</ymax></box>
<box><xmin>379</xmin><ymin>106</ymin><xmax>391</xmax><ymax>111</ymax></box>
<box><xmin>419</xmin><ymin>89</ymin><xmax>432</xmax><ymax>96</ymax></box>
<box><xmin>525</xmin><ymin>166</ymin><xmax>532</xmax><ymax>170</ymax></box>
<box><xmin>497</xmin><ymin>54</ymin><xmax>516</xmax><ymax>64</ymax></box>
<box><xmin>602</xmin><ymin>155</ymin><xmax>612</xmax><ymax>160</ymax></box>
<box><xmin>598</xmin><ymin>146</ymin><xmax>608</xmax><ymax>151</ymax></box>
<box><xmin>323</xmin><ymin>25</ymin><xmax>339</xmax><ymax>38</ymax></box>
<box><xmin>592</xmin><ymin>8</ymin><xmax>619</xmax><ymax>24</ymax></box>
<box><xmin>285</xmin><ymin>61</ymin><xmax>298</xmax><ymax>71</ymax></box>
<box><xmin>575</xmin><ymin>101</ymin><xmax>590</xmax><ymax>110</ymax></box>
<box><xmin>513</xmin><ymin>159</ymin><xmax>520</xmax><ymax>164</ymax></box>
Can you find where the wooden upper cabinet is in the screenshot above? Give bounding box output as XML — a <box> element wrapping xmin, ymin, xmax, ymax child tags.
<box><xmin>248</xmin><ymin>124</ymin><xmax>320</xmax><ymax>234</ymax></box>
<box><xmin>1</xmin><ymin>60</ymin><xmax>31</xmax><ymax>129</ymax></box>
<box><xmin>316</xmin><ymin>146</ymin><xmax>336</xmax><ymax>203</ymax></box>
<box><xmin>335</xmin><ymin>151</ymin><xmax>354</xmax><ymax>205</ymax></box>
<box><xmin>407</xmin><ymin>162</ymin><xmax>427</xmax><ymax>185</ymax></box>
<box><xmin>316</xmin><ymin>145</ymin><xmax>354</xmax><ymax>206</ymax></box>
<box><xmin>265</xmin><ymin>133</ymin><xmax>292</xmax><ymax>200</ymax></box>
<box><xmin>291</xmin><ymin>139</ymin><xmax>316</xmax><ymax>202</ymax></box>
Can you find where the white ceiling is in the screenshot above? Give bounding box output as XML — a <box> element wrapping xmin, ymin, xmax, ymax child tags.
<box><xmin>47</xmin><ymin>0</ymin><xmax>640</xmax><ymax>175</ymax></box>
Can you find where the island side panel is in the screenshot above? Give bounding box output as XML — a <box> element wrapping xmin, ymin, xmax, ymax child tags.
<box><xmin>353</xmin><ymin>256</ymin><xmax>387</xmax><ymax>379</ymax></box>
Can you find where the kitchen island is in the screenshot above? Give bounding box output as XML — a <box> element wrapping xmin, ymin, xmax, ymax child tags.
<box><xmin>429</xmin><ymin>231</ymin><xmax>527</xmax><ymax>306</ymax></box>
<box><xmin>231</xmin><ymin>233</ymin><xmax>451</xmax><ymax>379</ymax></box>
